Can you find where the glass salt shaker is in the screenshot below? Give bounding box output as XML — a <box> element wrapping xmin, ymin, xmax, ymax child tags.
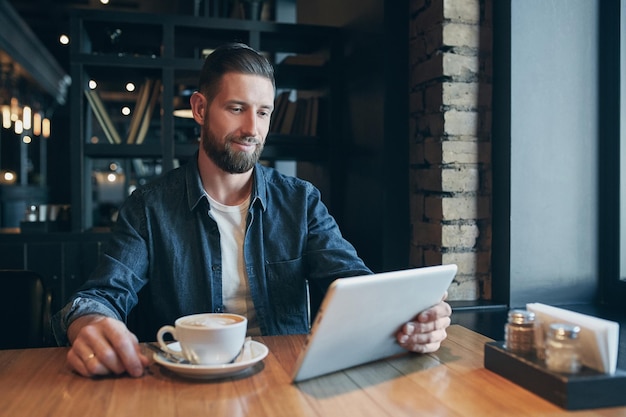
<box><xmin>504</xmin><ymin>309</ymin><xmax>536</xmax><ymax>355</ymax></box>
<box><xmin>545</xmin><ymin>323</ymin><xmax>582</xmax><ymax>373</ymax></box>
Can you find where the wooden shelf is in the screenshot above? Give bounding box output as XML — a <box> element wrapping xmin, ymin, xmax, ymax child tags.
<box><xmin>70</xmin><ymin>9</ymin><xmax>343</xmax><ymax>231</ymax></box>
<box><xmin>84</xmin><ymin>136</ymin><xmax>326</xmax><ymax>162</ymax></box>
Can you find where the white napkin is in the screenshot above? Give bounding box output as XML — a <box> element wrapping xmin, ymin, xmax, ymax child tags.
<box><xmin>526</xmin><ymin>303</ymin><xmax>620</xmax><ymax>374</ymax></box>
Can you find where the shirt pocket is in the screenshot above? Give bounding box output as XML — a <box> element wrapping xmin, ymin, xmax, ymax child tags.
<box><xmin>265</xmin><ymin>257</ymin><xmax>308</xmax><ymax>331</ymax></box>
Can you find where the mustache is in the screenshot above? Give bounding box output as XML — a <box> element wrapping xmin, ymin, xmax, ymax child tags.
<box><xmin>230</xmin><ymin>136</ymin><xmax>261</xmax><ymax>146</ymax></box>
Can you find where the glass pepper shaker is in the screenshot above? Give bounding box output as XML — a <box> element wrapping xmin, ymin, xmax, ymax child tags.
<box><xmin>504</xmin><ymin>309</ymin><xmax>536</xmax><ymax>355</ymax></box>
<box><xmin>544</xmin><ymin>323</ymin><xmax>582</xmax><ymax>373</ymax></box>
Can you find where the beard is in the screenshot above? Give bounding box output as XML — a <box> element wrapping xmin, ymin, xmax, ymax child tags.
<box><xmin>201</xmin><ymin>125</ymin><xmax>264</xmax><ymax>174</ymax></box>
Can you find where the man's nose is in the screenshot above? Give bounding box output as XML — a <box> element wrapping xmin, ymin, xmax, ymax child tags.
<box><xmin>240</xmin><ymin>112</ymin><xmax>258</xmax><ymax>136</ymax></box>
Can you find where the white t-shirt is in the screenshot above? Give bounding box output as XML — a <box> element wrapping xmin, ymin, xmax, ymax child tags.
<box><xmin>206</xmin><ymin>193</ymin><xmax>260</xmax><ymax>335</ymax></box>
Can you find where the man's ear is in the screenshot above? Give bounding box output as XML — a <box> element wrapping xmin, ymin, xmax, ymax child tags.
<box><xmin>189</xmin><ymin>91</ymin><xmax>207</xmax><ymax>125</ymax></box>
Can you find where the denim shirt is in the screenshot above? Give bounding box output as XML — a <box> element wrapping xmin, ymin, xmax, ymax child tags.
<box><xmin>52</xmin><ymin>155</ymin><xmax>371</xmax><ymax>345</ymax></box>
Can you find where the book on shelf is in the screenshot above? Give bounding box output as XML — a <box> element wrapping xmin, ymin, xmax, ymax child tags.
<box><xmin>135</xmin><ymin>79</ymin><xmax>161</xmax><ymax>145</ymax></box>
<box><xmin>292</xmin><ymin>98</ymin><xmax>309</xmax><ymax>136</ymax></box>
<box><xmin>279</xmin><ymin>99</ymin><xmax>298</xmax><ymax>135</ymax></box>
<box><xmin>84</xmin><ymin>89</ymin><xmax>122</xmax><ymax>145</ymax></box>
<box><xmin>302</xmin><ymin>97</ymin><xmax>313</xmax><ymax>136</ymax></box>
<box><xmin>308</xmin><ymin>96</ymin><xmax>319</xmax><ymax>137</ymax></box>
<box><xmin>271</xmin><ymin>92</ymin><xmax>322</xmax><ymax>137</ymax></box>
<box><xmin>271</xmin><ymin>90</ymin><xmax>291</xmax><ymax>133</ymax></box>
<box><xmin>126</xmin><ymin>78</ymin><xmax>153</xmax><ymax>144</ymax></box>
<box><xmin>84</xmin><ymin>78</ymin><xmax>161</xmax><ymax>146</ymax></box>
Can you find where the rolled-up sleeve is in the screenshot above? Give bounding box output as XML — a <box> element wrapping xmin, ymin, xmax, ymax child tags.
<box><xmin>51</xmin><ymin>297</ymin><xmax>121</xmax><ymax>346</ymax></box>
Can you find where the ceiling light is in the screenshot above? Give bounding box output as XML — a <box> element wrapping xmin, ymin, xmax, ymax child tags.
<box><xmin>0</xmin><ymin>170</ymin><xmax>17</xmax><ymax>185</ymax></box>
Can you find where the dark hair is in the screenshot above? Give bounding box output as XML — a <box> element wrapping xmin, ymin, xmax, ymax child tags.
<box><xmin>198</xmin><ymin>43</ymin><xmax>275</xmax><ymax>102</ymax></box>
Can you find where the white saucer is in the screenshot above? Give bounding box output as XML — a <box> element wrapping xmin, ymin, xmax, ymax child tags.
<box><xmin>153</xmin><ymin>341</ymin><xmax>268</xmax><ymax>379</ymax></box>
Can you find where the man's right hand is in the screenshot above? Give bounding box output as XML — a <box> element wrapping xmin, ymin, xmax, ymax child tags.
<box><xmin>66</xmin><ymin>314</ymin><xmax>150</xmax><ymax>378</ymax></box>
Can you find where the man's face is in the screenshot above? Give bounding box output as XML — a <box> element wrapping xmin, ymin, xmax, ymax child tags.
<box><xmin>199</xmin><ymin>72</ymin><xmax>274</xmax><ymax>174</ymax></box>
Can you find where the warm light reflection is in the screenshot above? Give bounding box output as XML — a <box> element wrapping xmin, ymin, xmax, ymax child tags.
<box><xmin>0</xmin><ymin>170</ymin><xmax>17</xmax><ymax>185</ymax></box>
<box><xmin>107</xmin><ymin>173</ymin><xmax>117</xmax><ymax>182</ymax></box>
<box><xmin>33</xmin><ymin>112</ymin><xmax>42</xmax><ymax>136</ymax></box>
<box><xmin>10</xmin><ymin>97</ymin><xmax>19</xmax><ymax>122</ymax></box>
<box><xmin>23</xmin><ymin>106</ymin><xmax>31</xmax><ymax>130</ymax></box>
<box><xmin>59</xmin><ymin>34</ymin><xmax>70</xmax><ymax>45</ymax></box>
<box><xmin>100</xmin><ymin>0</ymin><xmax>110</xmax><ymax>4</ymax></box>
<box><xmin>173</xmin><ymin>109</ymin><xmax>194</xmax><ymax>119</ymax></box>
<box><xmin>14</xmin><ymin>119</ymin><xmax>23</xmax><ymax>134</ymax></box>
<box><xmin>22</xmin><ymin>135</ymin><xmax>32</xmax><ymax>144</ymax></box>
<box><xmin>42</xmin><ymin>118</ymin><xmax>51</xmax><ymax>138</ymax></box>
<box><xmin>1</xmin><ymin>105</ymin><xmax>10</xmax><ymax>129</ymax></box>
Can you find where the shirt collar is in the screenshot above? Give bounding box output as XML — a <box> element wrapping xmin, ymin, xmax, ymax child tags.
<box><xmin>251</xmin><ymin>163</ymin><xmax>267</xmax><ymax>212</ymax></box>
<box><xmin>185</xmin><ymin>152</ymin><xmax>267</xmax><ymax>212</ymax></box>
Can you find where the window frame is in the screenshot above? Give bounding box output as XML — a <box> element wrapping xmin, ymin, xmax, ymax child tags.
<box><xmin>599</xmin><ymin>0</ymin><xmax>626</xmax><ymax>307</ymax></box>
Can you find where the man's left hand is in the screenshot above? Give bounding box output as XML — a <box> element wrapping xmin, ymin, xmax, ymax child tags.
<box><xmin>396</xmin><ymin>293</ymin><xmax>452</xmax><ymax>353</ymax></box>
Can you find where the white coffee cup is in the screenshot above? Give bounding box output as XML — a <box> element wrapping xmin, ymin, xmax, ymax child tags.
<box><xmin>156</xmin><ymin>313</ymin><xmax>247</xmax><ymax>365</ymax></box>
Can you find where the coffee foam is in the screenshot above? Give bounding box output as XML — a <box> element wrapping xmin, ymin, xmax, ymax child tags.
<box><xmin>183</xmin><ymin>316</ymin><xmax>240</xmax><ymax>328</ymax></box>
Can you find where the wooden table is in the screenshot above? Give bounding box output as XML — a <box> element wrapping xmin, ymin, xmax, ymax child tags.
<box><xmin>1</xmin><ymin>325</ymin><xmax>624</xmax><ymax>416</ymax></box>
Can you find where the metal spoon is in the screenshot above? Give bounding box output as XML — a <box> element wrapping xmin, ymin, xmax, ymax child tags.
<box><xmin>147</xmin><ymin>338</ymin><xmax>252</xmax><ymax>365</ymax></box>
<box><xmin>145</xmin><ymin>343</ymin><xmax>192</xmax><ymax>365</ymax></box>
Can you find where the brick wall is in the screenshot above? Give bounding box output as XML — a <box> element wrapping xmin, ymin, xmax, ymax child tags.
<box><xmin>409</xmin><ymin>0</ymin><xmax>492</xmax><ymax>300</ymax></box>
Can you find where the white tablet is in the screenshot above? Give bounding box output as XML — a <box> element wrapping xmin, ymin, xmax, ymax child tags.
<box><xmin>292</xmin><ymin>264</ymin><xmax>457</xmax><ymax>382</ymax></box>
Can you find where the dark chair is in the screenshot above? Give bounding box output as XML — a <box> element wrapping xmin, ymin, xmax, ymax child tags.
<box><xmin>0</xmin><ymin>270</ymin><xmax>52</xmax><ymax>349</ymax></box>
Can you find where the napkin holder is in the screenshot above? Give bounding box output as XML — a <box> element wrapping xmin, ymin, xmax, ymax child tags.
<box><xmin>484</xmin><ymin>341</ymin><xmax>626</xmax><ymax>410</ymax></box>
